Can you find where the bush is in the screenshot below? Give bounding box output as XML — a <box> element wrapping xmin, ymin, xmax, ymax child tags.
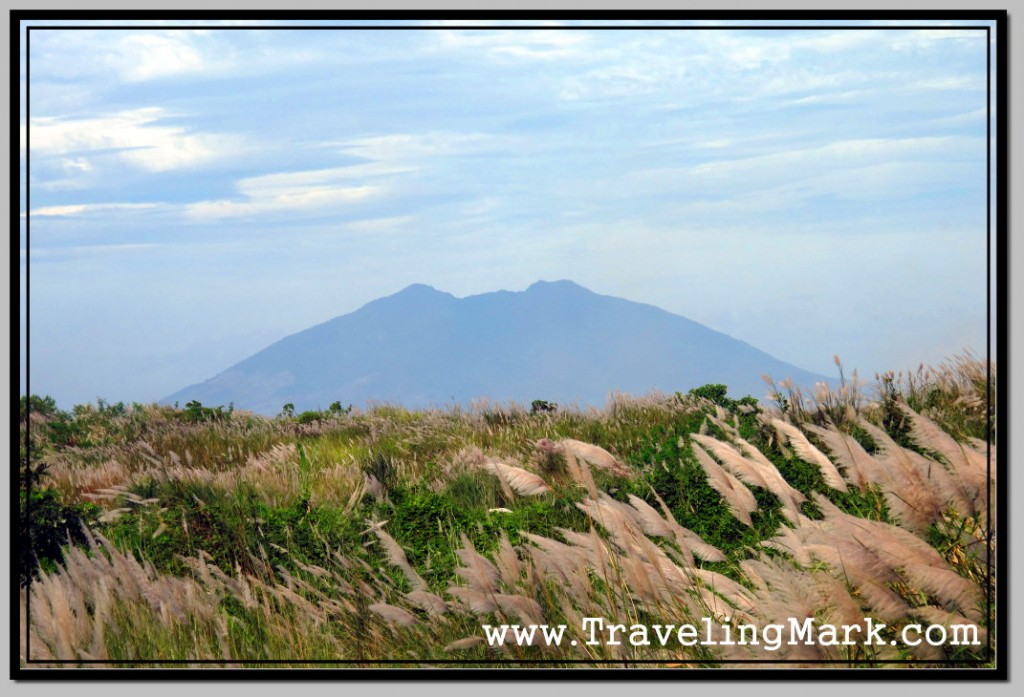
<box><xmin>18</xmin><ymin>446</ymin><xmax>98</xmax><ymax>585</ymax></box>
<box><xmin>530</xmin><ymin>399</ymin><xmax>558</xmax><ymax>415</ymax></box>
<box><xmin>684</xmin><ymin>383</ymin><xmax>759</xmax><ymax>411</ymax></box>
<box><xmin>182</xmin><ymin>400</ymin><xmax>232</xmax><ymax>423</ymax></box>
<box><xmin>296</xmin><ymin>410</ymin><xmax>324</xmax><ymax>425</ymax></box>
<box><xmin>20</xmin><ymin>394</ymin><xmax>59</xmax><ymax>421</ymax></box>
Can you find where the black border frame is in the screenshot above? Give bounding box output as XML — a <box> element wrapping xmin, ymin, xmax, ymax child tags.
<box><xmin>10</xmin><ymin>9</ymin><xmax>1009</xmax><ymax>681</ymax></box>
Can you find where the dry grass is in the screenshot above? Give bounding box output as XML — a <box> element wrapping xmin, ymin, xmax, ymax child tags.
<box><xmin>20</xmin><ymin>357</ymin><xmax>996</xmax><ymax>669</ymax></box>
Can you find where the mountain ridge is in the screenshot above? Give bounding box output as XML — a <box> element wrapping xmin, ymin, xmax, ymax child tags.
<box><xmin>163</xmin><ymin>281</ymin><xmax>833</xmax><ymax>414</ymax></box>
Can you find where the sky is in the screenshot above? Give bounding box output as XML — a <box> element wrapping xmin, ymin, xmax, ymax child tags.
<box><xmin>17</xmin><ymin>18</ymin><xmax>997</xmax><ymax>409</ymax></box>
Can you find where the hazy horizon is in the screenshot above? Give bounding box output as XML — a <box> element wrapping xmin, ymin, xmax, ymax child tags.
<box><xmin>18</xmin><ymin>19</ymin><xmax>996</xmax><ymax>409</ymax></box>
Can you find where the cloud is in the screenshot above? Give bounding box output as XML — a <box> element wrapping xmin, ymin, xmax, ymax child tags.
<box><xmin>913</xmin><ymin>76</ymin><xmax>980</xmax><ymax>91</ymax></box>
<box><xmin>887</xmin><ymin>27</ymin><xmax>990</xmax><ymax>52</ymax></box>
<box><xmin>925</xmin><ymin>107</ymin><xmax>987</xmax><ymax>128</ymax></box>
<box><xmin>788</xmin><ymin>30</ymin><xmax>883</xmax><ymax>54</ymax></box>
<box><xmin>337</xmin><ymin>131</ymin><xmax>504</xmax><ymax>162</ymax></box>
<box><xmin>754</xmin><ymin>69</ymin><xmax>867</xmax><ymax>98</ymax></box>
<box><xmin>183</xmin><ymin>130</ymin><xmax>506</xmax><ymax>221</ymax></box>
<box><xmin>687</xmin><ymin>136</ymin><xmax>975</xmax><ymax>175</ymax></box>
<box><xmin>620</xmin><ymin>136</ymin><xmax>985</xmax><ymax>210</ymax></box>
<box><xmin>27</xmin><ymin>107</ymin><xmax>240</xmax><ymax>172</ymax></box>
<box><xmin>428</xmin><ymin>24</ymin><xmax>591</xmax><ymax>61</ymax></box>
<box><xmin>21</xmin><ymin>243</ymin><xmax>156</xmax><ymax>261</ymax></box>
<box><xmin>552</xmin><ymin>27</ymin><xmax>985</xmax><ymax>106</ymax></box>
<box><xmin>28</xmin><ymin>202</ymin><xmax>162</xmax><ymax>218</ymax></box>
<box><xmin>59</xmin><ymin>157</ymin><xmax>92</xmax><ymax>173</ymax></box>
<box><xmin>113</xmin><ymin>33</ymin><xmax>206</xmax><ymax>82</ymax></box>
<box><xmin>343</xmin><ymin>215</ymin><xmax>416</xmax><ymax>234</ymax></box>
<box><xmin>28</xmin><ymin>29</ymin><xmax>224</xmax><ymax>84</ymax></box>
<box><xmin>560</xmin><ymin>62</ymin><xmax>675</xmax><ymax>100</ymax></box>
<box><xmin>185</xmin><ymin>170</ymin><xmax>382</xmax><ymax>221</ymax></box>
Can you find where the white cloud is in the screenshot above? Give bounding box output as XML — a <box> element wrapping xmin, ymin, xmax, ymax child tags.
<box><xmin>429</xmin><ymin>25</ymin><xmax>590</xmax><ymax>61</ymax></box>
<box><xmin>551</xmin><ymin>27</ymin><xmax>982</xmax><ymax>106</ymax></box>
<box><xmin>343</xmin><ymin>215</ymin><xmax>416</xmax><ymax>234</ymax></box>
<box><xmin>184</xmin><ymin>130</ymin><xmax>506</xmax><ymax>221</ymax></box>
<box><xmin>114</xmin><ymin>33</ymin><xmax>205</xmax><ymax>82</ymax></box>
<box><xmin>28</xmin><ymin>202</ymin><xmax>162</xmax><ymax>218</ymax></box>
<box><xmin>26</xmin><ymin>107</ymin><xmax>240</xmax><ymax>172</ymax></box>
<box><xmin>338</xmin><ymin>131</ymin><xmax>503</xmax><ymax>162</ymax></box>
<box><xmin>789</xmin><ymin>30</ymin><xmax>883</xmax><ymax>54</ymax></box>
<box><xmin>29</xmin><ymin>157</ymin><xmax>97</xmax><ymax>192</ymax></box>
<box><xmin>60</xmin><ymin>157</ymin><xmax>92</xmax><ymax>173</ymax></box>
<box><xmin>621</xmin><ymin>136</ymin><xmax>984</xmax><ymax>206</ymax></box>
<box><xmin>236</xmin><ymin>163</ymin><xmax>415</xmax><ymax>189</ymax></box>
<box><xmin>926</xmin><ymin>107</ymin><xmax>987</xmax><ymax>128</ymax></box>
<box><xmin>696</xmin><ymin>139</ymin><xmax>735</xmax><ymax>149</ymax></box>
<box><xmin>755</xmin><ymin>69</ymin><xmax>867</xmax><ymax>98</ymax></box>
<box><xmin>186</xmin><ymin>170</ymin><xmax>382</xmax><ymax>221</ymax></box>
<box><xmin>913</xmin><ymin>76</ymin><xmax>979</xmax><ymax>91</ymax></box>
<box><xmin>560</xmin><ymin>63</ymin><xmax>673</xmax><ymax>100</ymax></box>
<box><xmin>888</xmin><ymin>28</ymin><xmax>989</xmax><ymax>52</ymax></box>
<box><xmin>29</xmin><ymin>29</ymin><xmax>225</xmax><ymax>84</ymax></box>
<box><xmin>687</xmin><ymin>136</ymin><xmax>972</xmax><ymax>176</ymax></box>
<box><xmin>22</xmin><ymin>243</ymin><xmax>156</xmax><ymax>259</ymax></box>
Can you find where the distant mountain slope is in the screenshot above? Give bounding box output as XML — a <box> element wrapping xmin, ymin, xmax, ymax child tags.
<box><xmin>163</xmin><ymin>280</ymin><xmax>833</xmax><ymax>414</ymax></box>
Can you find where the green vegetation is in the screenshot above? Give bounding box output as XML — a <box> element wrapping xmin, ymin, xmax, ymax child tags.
<box><xmin>530</xmin><ymin>400</ymin><xmax>558</xmax><ymax>415</ymax></box>
<box><xmin>18</xmin><ymin>355</ymin><xmax>996</xmax><ymax>668</ymax></box>
<box><xmin>18</xmin><ymin>437</ymin><xmax>99</xmax><ymax>585</ymax></box>
<box><xmin>182</xmin><ymin>400</ymin><xmax>233</xmax><ymax>424</ymax></box>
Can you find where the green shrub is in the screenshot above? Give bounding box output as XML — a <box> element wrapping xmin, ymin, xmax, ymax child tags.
<box><xmin>182</xmin><ymin>400</ymin><xmax>232</xmax><ymax>424</ymax></box>
<box><xmin>296</xmin><ymin>410</ymin><xmax>323</xmax><ymax>425</ymax></box>
<box><xmin>18</xmin><ymin>447</ymin><xmax>99</xmax><ymax>585</ymax></box>
<box><xmin>530</xmin><ymin>399</ymin><xmax>558</xmax><ymax>415</ymax></box>
<box><xmin>684</xmin><ymin>383</ymin><xmax>759</xmax><ymax>411</ymax></box>
<box><xmin>20</xmin><ymin>394</ymin><xmax>59</xmax><ymax>421</ymax></box>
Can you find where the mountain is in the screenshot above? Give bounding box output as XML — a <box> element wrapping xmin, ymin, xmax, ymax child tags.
<box><xmin>163</xmin><ymin>280</ymin><xmax>833</xmax><ymax>414</ymax></box>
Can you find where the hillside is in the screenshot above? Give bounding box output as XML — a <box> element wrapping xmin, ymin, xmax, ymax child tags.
<box><xmin>164</xmin><ymin>280</ymin><xmax>833</xmax><ymax>413</ymax></box>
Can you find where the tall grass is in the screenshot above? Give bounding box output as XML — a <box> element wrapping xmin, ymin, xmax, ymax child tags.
<box><xmin>20</xmin><ymin>355</ymin><xmax>996</xmax><ymax>668</ymax></box>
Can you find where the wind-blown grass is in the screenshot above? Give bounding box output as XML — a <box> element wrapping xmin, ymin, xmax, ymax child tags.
<box><xmin>19</xmin><ymin>353</ymin><xmax>996</xmax><ymax>668</ymax></box>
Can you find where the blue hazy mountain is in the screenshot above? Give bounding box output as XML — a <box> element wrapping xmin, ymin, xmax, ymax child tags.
<box><xmin>163</xmin><ymin>280</ymin><xmax>833</xmax><ymax>414</ymax></box>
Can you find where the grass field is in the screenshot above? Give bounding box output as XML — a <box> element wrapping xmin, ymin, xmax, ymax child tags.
<box><xmin>18</xmin><ymin>354</ymin><xmax>995</xmax><ymax>668</ymax></box>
